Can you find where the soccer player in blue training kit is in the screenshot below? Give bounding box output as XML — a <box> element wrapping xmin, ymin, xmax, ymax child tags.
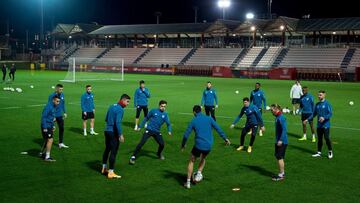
<box><xmin>102</xmin><ymin>94</ymin><xmax>130</xmax><ymax>179</ymax></box>
<box><xmin>201</xmin><ymin>81</ymin><xmax>218</xmax><ymax>121</ymax></box>
<box><xmin>134</xmin><ymin>80</ymin><xmax>151</xmax><ymax>130</ymax></box>
<box><xmin>129</xmin><ymin>100</ymin><xmax>172</xmax><ymax>165</ymax></box>
<box><xmin>48</xmin><ymin>84</ymin><xmax>68</xmax><ymax>149</ymax></box>
<box><xmin>306</xmin><ymin>90</ymin><xmax>334</xmax><ymax>159</ymax></box>
<box><xmin>270</xmin><ymin>104</ymin><xmax>288</xmax><ymax>181</ymax></box>
<box><xmin>81</xmin><ymin>85</ymin><xmax>98</xmax><ymax>136</ymax></box>
<box><xmin>299</xmin><ymin>86</ymin><xmax>316</xmax><ymax>142</ymax></box>
<box><xmin>182</xmin><ymin>105</ymin><xmax>231</xmax><ymax>189</ymax></box>
<box><xmin>40</xmin><ymin>95</ymin><xmax>60</xmax><ymax>162</ymax></box>
<box><xmin>231</xmin><ymin>97</ymin><xmax>265</xmax><ymax>153</ymax></box>
<box><xmin>250</xmin><ymin>82</ymin><xmax>266</xmax><ymax>136</ymax></box>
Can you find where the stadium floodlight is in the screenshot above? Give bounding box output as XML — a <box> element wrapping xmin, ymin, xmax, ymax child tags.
<box><xmin>250</xmin><ymin>26</ymin><xmax>256</xmax><ymax>31</ymax></box>
<box><xmin>68</xmin><ymin>36</ymin><xmax>72</xmax><ymax>39</ymax></box>
<box><xmin>280</xmin><ymin>25</ymin><xmax>285</xmax><ymax>31</ymax></box>
<box><xmin>218</xmin><ymin>0</ymin><xmax>231</xmax><ymax>20</ymax></box>
<box><xmin>332</xmin><ymin>31</ymin><xmax>336</xmax><ymax>35</ymax></box>
<box><xmin>246</xmin><ymin>13</ymin><xmax>254</xmax><ymax>20</ymax></box>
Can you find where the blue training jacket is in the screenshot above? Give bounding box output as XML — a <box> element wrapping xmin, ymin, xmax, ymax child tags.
<box><xmin>232</xmin><ymin>104</ymin><xmax>264</xmax><ymax>127</ymax></box>
<box><xmin>41</xmin><ymin>103</ymin><xmax>56</xmax><ymax>129</ymax></box>
<box><xmin>48</xmin><ymin>92</ymin><xmax>66</xmax><ymax>117</ymax></box>
<box><xmin>139</xmin><ymin>108</ymin><xmax>172</xmax><ymax>133</ymax></box>
<box><xmin>134</xmin><ymin>87</ymin><xmax>150</xmax><ymax>107</ymax></box>
<box><xmin>308</xmin><ymin>100</ymin><xmax>332</xmax><ymax>128</ymax></box>
<box><xmin>105</xmin><ymin>103</ymin><xmax>124</xmax><ymax>135</ymax></box>
<box><xmin>182</xmin><ymin>112</ymin><xmax>227</xmax><ymax>151</ymax></box>
<box><xmin>250</xmin><ymin>89</ymin><xmax>266</xmax><ymax>109</ymax></box>
<box><xmin>275</xmin><ymin>113</ymin><xmax>288</xmax><ymax>144</ymax></box>
<box><xmin>201</xmin><ymin>88</ymin><xmax>218</xmax><ymax>106</ymax></box>
<box><xmin>300</xmin><ymin>93</ymin><xmax>314</xmax><ymax>114</ymax></box>
<box><xmin>81</xmin><ymin>92</ymin><xmax>95</xmax><ymax>112</ymax></box>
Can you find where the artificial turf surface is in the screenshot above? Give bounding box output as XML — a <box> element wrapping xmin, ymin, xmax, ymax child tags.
<box><xmin>0</xmin><ymin>70</ymin><xmax>359</xmax><ymax>202</ymax></box>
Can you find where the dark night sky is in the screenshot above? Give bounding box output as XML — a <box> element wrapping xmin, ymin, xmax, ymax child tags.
<box><xmin>0</xmin><ymin>0</ymin><xmax>358</xmax><ymax>37</ymax></box>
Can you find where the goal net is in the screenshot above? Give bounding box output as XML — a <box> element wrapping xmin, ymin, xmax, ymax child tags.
<box><xmin>60</xmin><ymin>57</ymin><xmax>124</xmax><ymax>82</ymax></box>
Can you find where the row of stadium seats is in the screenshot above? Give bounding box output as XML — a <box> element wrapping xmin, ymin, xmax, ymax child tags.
<box><xmin>348</xmin><ymin>49</ymin><xmax>360</xmax><ymax>73</ymax></box>
<box><xmin>279</xmin><ymin>48</ymin><xmax>348</xmax><ymax>69</ymax></box>
<box><xmin>64</xmin><ymin>47</ymin><xmax>360</xmax><ymax>71</ymax></box>
<box><xmin>137</xmin><ymin>48</ymin><xmax>192</xmax><ymax>67</ymax></box>
<box><xmin>185</xmin><ymin>48</ymin><xmax>242</xmax><ymax>67</ymax></box>
<box><xmin>98</xmin><ymin>48</ymin><xmax>146</xmax><ymax>65</ymax></box>
<box><xmin>256</xmin><ymin>47</ymin><xmax>282</xmax><ymax>68</ymax></box>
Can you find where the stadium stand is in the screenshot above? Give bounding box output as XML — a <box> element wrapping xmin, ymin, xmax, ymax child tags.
<box><xmin>237</xmin><ymin>47</ymin><xmax>264</xmax><ymax>68</ymax></box>
<box><xmin>185</xmin><ymin>48</ymin><xmax>243</xmax><ymax>67</ymax></box>
<box><xmin>279</xmin><ymin>48</ymin><xmax>348</xmax><ymax>69</ymax></box>
<box><xmin>348</xmin><ymin>48</ymin><xmax>360</xmax><ymax>73</ymax></box>
<box><xmin>98</xmin><ymin>48</ymin><xmax>146</xmax><ymax>65</ymax></box>
<box><xmin>256</xmin><ymin>47</ymin><xmax>282</xmax><ymax>68</ymax></box>
<box><xmin>137</xmin><ymin>48</ymin><xmax>191</xmax><ymax>67</ymax></box>
<box><xmin>71</xmin><ymin>47</ymin><xmax>106</xmax><ymax>59</ymax></box>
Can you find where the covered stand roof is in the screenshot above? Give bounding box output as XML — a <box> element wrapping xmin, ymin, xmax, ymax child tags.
<box><xmin>51</xmin><ymin>16</ymin><xmax>360</xmax><ymax>38</ymax></box>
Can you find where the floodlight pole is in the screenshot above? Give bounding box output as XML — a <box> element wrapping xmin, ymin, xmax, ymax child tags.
<box><xmin>40</xmin><ymin>0</ymin><xmax>44</xmax><ymax>43</ymax></box>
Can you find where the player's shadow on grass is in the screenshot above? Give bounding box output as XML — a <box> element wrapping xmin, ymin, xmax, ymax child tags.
<box><xmin>26</xmin><ymin>149</ymin><xmax>42</xmax><ymax>158</ymax></box>
<box><xmin>163</xmin><ymin>170</ymin><xmax>185</xmax><ymax>185</ymax></box>
<box><xmin>69</xmin><ymin>127</ymin><xmax>83</xmax><ymax>135</ymax></box>
<box><xmin>127</xmin><ymin>149</ymin><xmax>159</xmax><ymax>159</ymax></box>
<box><xmin>241</xmin><ymin>164</ymin><xmax>273</xmax><ymax>177</ymax></box>
<box><xmin>122</xmin><ymin>121</ymin><xmax>134</xmax><ymax>128</ymax></box>
<box><xmin>289</xmin><ymin>145</ymin><xmax>314</xmax><ymax>154</ymax></box>
<box><xmin>287</xmin><ymin>132</ymin><xmax>301</xmax><ymax>138</ymax></box>
<box><xmin>33</xmin><ymin>138</ymin><xmax>43</xmax><ymax>146</ymax></box>
<box><xmin>86</xmin><ymin>160</ymin><xmax>102</xmax><ymax>173</ymax></box>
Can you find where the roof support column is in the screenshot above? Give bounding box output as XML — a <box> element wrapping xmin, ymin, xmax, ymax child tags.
<box><xmin>312</xmin><ymin>31</ymin><xmax>316</xmax><ymax>46</ymax></box>
<box><xmin>177</xmin><ymin>33</ymin><xmax>181</xmax><ymax>48</ymax></box>
<box><xmin>252</xmin><ymin>29</ymin><xmax>257</xmax><ymax>47</ymax></box>
<box><xmin>281</xmin><ymin>30</ymin><xmax>286</xmax><ymax>46</ymax></box>
<box><xmin>134</xmin><ymin>34</ymin><xmax>138</xmax><ymax>48</ymax></box>
<box><xmin>201</xmin><ymin>33</ymin><xmax>205</xmax><ymax>48</ymax></box>
<box><xmin>225</xmin><ymin>31</ymin><xmax>230</xmax><ymax>47</ymax></box>
<box><xmin>347</xmin><ymin>30</ymin><xmax>350</xmax><ymax>45</ymax></box>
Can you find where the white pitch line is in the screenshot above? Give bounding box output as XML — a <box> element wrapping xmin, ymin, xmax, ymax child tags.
<box><xmin>178</xmin><ymin>112</ymin><xmax>360</xmax><ymax>132</ymax></box>
<box><xmin>27</xmin><ymin>104</ymin><xmax>45</xmax><ymax>107</ymax></box>
<box><xmin>0</xmin><ymin>106</ymin><xmax>21</xmax><ymax>110</ymax></box>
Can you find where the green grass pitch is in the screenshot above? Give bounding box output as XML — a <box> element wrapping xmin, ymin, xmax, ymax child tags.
<box><xmin>0</xmin><ymin>70</ymin><xmax>359</xmax><ymax>202</ymax></box>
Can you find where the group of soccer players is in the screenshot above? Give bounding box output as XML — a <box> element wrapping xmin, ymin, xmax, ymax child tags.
<box><xmin>40</xmin><ymin>79</ymin><xmax>334</xmax><ymax>188</ymax></box>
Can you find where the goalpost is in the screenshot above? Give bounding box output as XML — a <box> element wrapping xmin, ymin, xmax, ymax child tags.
<box><xmin>60</xmin><ymin>57</ymin><xmax>124</xmax><ymax>82</ymax></box>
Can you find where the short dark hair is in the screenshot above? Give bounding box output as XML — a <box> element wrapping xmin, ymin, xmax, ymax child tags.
<box><xmin>120</xmin><ymin>94</ymin><xmax>131</xmax><ymax>100</ymax></box>
<box><xmin>86</xmin><ymin>85</ymin><xmax>91</xmax><ymax>88</ymax></box>
<box><xmin>159</xmin><ymin>100</ymin><xmax>167</xmax><ymax>106</ymax></box>
<box><xmin>52</xmin><ymin>95</ymin><xmax>60</xmax><ymax>100</ymax></box>
<box><xmin>303</xmin><ymin>86</ymin><xmax>308</xmax><ymax>89</ymax></box>
<box><xmin>193</xmin><ymin>105</ymin><xmax>201</xmax><ymax>113</ymax></box>
<box><xmin>256</xmin><ymin>82</ymin><xmax>261</xmax><ymax>86</ymax></box>
<box><xmin>207</xmin><ymin>81</ymin><xmax>211</xmax><ymax>84</ymax></box>
<box><xmin>319</xmin><ymin>90</ymin><xmax>326</xmax><ymax>94</ymax></box>
<box><xmin>243</xmin><ymin>97</ymin><xmax>250</xmax><ymax>102</ymax></box>
<box><xmin>271</xmin><ymin>104</ymin><xmax>282</xmax><ymax>111</ymax></box>
<box><xmin>56</xmin><ymin>84</ymin><xmax>63</xmax><ymax>88</ymax></box>
<box><xmin>139</xmin><ymin>80</ymin><xmax>145</xmax><ymax>85</ymax></box>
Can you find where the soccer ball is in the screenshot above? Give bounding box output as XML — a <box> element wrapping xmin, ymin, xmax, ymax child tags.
<box><xmin>30</xmin><ymin>85</ymin><xmax>34</xmax><ymax>89</ymax></box>
<box><xmin>51</xmin><ymin>86</ymin><xmax>55</xmax><ymax>89</ymax></box>
<box><xmin>235</xmin><ymin>90</ymin><xmax>239</xmax><ymax>94</ymax></box>
<box><xmin>266</xmin><ymin>106</ymin><xmax>271</xmax><ymax>111</ymax></box>
<box><xmin>10</xmin><ymin>88</ymin><xmax>15</xmax><ymax>92</ymax></box>
<box><xmin>349</xmin><ymin>101</ymin><xmax>354</xmax><ymax>106</ymax></box>
<box><xmin>193</xmin><ymin>172</ymin><xmax>203</xmax><ymax>182</ymax></box>
<box><xmin>16</xmin><ymin>88</ymin><xmax>22</xmax><ymax>93</ymax></box>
